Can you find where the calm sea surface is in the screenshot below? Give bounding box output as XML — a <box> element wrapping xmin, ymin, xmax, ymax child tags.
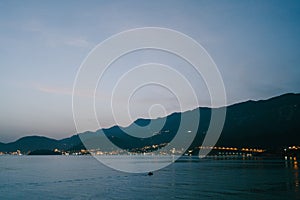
<box><xmin>0</xmin><ymin>156</ymin><xmax>299</xmax><ymax>200</ymax></box>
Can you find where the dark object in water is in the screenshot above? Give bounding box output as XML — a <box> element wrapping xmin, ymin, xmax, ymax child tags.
<box><xmin>148</xmin><ymin>172</ymin><xmax>153</xmax><ymax>176</ymax></box>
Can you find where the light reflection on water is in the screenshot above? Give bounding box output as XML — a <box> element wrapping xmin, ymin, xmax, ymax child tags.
<box><xmin>0</xmin><ymin>156</ymin><xmax>299</xmax><ymax>200</ymax></box>
<box><xmin>285</xmin><ymin>157</ymin><xmax>299</xmax><ymax>193</ymax></box>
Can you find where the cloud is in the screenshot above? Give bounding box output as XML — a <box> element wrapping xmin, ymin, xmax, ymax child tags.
<box><xmin>22</xmin><ymin>19</ymin><xmax>91</xmax><ymax>48</ymax></box>
<box><xmin>35</xmin><ymin>84</ymin><xmax>73</xmax><ymax>96</ymax></box>
<box><xmin>22</xmin><ymin>19</ymin><xmax>44</xmax><ymax>33</ymax></box>
<box><xmin>34</xmin><ymin>83</ymin><xmax>104</xmax><ymax>98</ymax></box>
<box><xmin>64</xmin><ymin>37</ymin><xmax>90</xmax><ymax>47</ymax></box>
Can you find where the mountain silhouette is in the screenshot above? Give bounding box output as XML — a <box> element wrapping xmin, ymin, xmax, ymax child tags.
<box><xmin>0</xmin><ymin>93</ymin><xmax>299</xmax><ymax>153</ymax></box>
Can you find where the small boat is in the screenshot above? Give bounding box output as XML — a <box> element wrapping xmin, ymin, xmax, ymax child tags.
<box><xmin>148</xmin><ymin>172</ymin><xmax>153</xmax><ymax>176</ymax></box>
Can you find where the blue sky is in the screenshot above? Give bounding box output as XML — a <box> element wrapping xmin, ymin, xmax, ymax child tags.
<box><xmin>0</xmin><ymin>0</ymin><xmax>299</xmax><ymax>142</ymax></box>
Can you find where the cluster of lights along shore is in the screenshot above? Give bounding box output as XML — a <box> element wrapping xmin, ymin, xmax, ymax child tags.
<box><xmin>2</xmin><ymin>146</ymin><xmax>300</xmax><ymax>157</ymax></box>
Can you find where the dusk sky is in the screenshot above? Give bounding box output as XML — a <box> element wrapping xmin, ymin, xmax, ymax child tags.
<box><xmin>0</xmin><ymin>0</ymin><xmax>299</xmax><ymax>142</ymax></box>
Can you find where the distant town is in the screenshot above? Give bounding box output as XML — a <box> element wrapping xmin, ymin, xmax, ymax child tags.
<box><xmin>1</xmin><ymin>145</ymin><xmax>299</xmax><ymax>162</ymax></box>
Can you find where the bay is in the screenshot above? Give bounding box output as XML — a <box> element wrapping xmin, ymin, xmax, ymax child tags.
<box><xmin>0</xmin><ymin>156</ymin><xmax>299</xmax><ymax>199</ymax></box>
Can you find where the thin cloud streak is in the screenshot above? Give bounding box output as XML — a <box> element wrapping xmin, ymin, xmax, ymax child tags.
<box><xmin>21</xmin><ymin>19</ymin><xmax>92</xmax><ymax>48</ymax></box>
<box><xmin>35</xmin><ymin>84</ymin><xmax>94</xmax><ymax>97</ymax></box>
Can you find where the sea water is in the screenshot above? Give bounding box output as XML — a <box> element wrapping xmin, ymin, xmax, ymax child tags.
<box><xmin>0</xmin><ymin>156</ymin><xmax>299</xmax><ymax>199</ymax></box>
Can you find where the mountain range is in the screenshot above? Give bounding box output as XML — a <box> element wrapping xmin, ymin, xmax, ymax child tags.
<box><xmin>0</xmin><ymin>93</ymin><xmax>299</xmax><ymax>153</ymax></box>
